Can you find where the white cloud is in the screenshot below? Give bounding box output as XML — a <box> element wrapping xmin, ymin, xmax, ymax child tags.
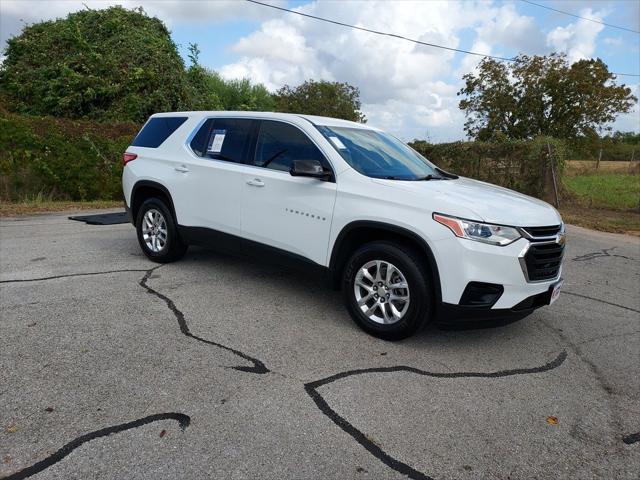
<box><xmin>0</xmin><ymin>0</ymin><xmax>283</xmax><ymax>25</ymax></box>
<box><xmin>0</xmin><ymin>0</ymin><xmax>284</xmax><ymax>48</ymax></box>
<box><xmin>473</xmin><ymin>3</ymin><xmax>544</xmax><ymax>54</ymax></box>
<box><xmin>546</xmin><ymin>8</ymin><xmax>606</xmax><ymax>63</ymax></box>
<box><xmin>603</xmin><ymin>37</ymin><xmax>623</xmax><ymax>47</ymax></box>
<box><xmin>219</xmin><ymin>0</ymin><xmax>548</xmax><ymax>140</ymax></box>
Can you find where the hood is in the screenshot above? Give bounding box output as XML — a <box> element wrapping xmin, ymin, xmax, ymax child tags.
<box><xmin>372</xmin><ymin>177</ymin><xmax>561</xmax><ymax>227</ymax></box>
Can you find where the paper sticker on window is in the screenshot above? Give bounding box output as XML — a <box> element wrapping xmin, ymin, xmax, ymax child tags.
<box><xmin>208</xmin><ymin>129</ymin><xmax>226</xmax><ymax>153</ymax></box>
<box><xmin>329</xmin><ymin>136</ymin><xmax>347</xmax><ymax>149</ymax></box>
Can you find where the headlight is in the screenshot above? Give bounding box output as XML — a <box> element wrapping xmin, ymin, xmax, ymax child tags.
<box><xmin>433</xmin><ymin>213</ymin><xmax>521</xmax><ymax>246</ymax></box>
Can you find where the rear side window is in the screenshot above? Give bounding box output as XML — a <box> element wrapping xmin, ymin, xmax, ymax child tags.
<box><xmin>190</xmin><ymin>118</ymin><xmax>255</xmax><ymax>164</ymax></box>
<box><xmin>131</xmin><ymin>117</ymin><xmax>188</xmax><ymax>148</ymax></box>
<box><xmin>252</xmin><ymin>120</ymin><xmax>328</xmax><ymax>173</ymax></box>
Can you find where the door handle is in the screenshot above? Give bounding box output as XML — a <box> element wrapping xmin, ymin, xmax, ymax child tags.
<box><xmin>246</xmin><ymin>178</ymin><xmax>265</xmax><ymax>187</ymax></box>
<box><xmin>174</xmin><ymin>165</ymin><xmax>189</xmax><ymax>173</ymax></box>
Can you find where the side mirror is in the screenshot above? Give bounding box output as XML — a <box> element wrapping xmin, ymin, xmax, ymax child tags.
<box><xmin>290</xmin><ymin>159</ymin><xmax>330</xmax><ymax>180</ymax></box>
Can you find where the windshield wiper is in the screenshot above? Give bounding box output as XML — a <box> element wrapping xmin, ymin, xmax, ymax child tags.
<box><xmin>418</xmin><ymin>174</ymin><xmax>446</xmax><ymax>181</ymax></box>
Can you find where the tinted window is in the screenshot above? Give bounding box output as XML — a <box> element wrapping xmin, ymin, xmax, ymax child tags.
<box><xmin>191</xmin><ymin>118</ymin><xmax>254</xmax><ymax>163</ymax></box>
<box><xmin>131</xmin><ymin>117</ymin><xmax>187</xmax><ymax>148</ymax></box>
<box><xmin>253</xmin><ymin>121</ymin><xmax>328</xmax><ymax>172</ymax></box>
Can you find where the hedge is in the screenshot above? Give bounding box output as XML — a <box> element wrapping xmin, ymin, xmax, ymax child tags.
<box><xmin>0</xmin><ymin>109</ymin><xmax>138</xmax><ymax>201</ymax></box>
<box><xmin>409</xmin><ymin>137</ymin><xmax>566</xmax><ymax>200</ymax></box>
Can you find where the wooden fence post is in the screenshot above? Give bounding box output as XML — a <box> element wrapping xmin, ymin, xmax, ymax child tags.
<box><xmin>547</xmin><ymin>141</ymin><xmax>560</xmax><ymax>208</ymax></box>
<box><xmin>596</xmin><ymin>148</ymin><xmax>602</xmax><ymax>170</ymax></box>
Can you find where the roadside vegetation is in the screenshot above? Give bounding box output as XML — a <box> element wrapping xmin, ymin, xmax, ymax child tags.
<box><xmin>0</xmin><ymin>6</ymin><xmax>638</xmax><ymax>234</ymax></box>
<box><xmin>561</xmin><ymin>160</ymin><xmax>640</xmax><ymax>234</ymax></box>
<box><xmin>0</xmin><ymin>199</ymin><xmax>122</xmax><ymax>217</ymax></box>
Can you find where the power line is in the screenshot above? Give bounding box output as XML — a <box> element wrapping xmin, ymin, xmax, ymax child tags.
<box><xmin>245</xmin><ymin>0</ymin><xmax>640</xmax><ymax>77</ymax></box>
<box><xmin>519</xmin><ymin>0</ymin><xmax>640</xmax><ymax>34</ymax></box>
<box><xmin>245</xmin><ymin>0</ymin><xmax>515</xmax><ymax>62</ymax></box>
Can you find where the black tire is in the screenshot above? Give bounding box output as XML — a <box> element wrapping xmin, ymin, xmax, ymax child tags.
<box><xmin>342</xmin><ymin>241</ymin><xmax>433</xmax><ymax>340</ymax></box>
<box><xmin>136</xmin><ymin>197</ymin><xmax>187</xmax><ymax>263</ymax></box>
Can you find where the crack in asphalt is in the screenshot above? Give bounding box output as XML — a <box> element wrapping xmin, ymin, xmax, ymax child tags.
<box><xmin>303</xmin><ymin>350</ymin><xmax>568</xmax><ymax>480</ymax></box>
<box><xmin>0</xmin><ymin>269</ymin><xmax>149</xmax><ymax>284</ymax></box>
<box><xmin>139</xmin><ymin>266</ymin><xmax>270</xmax><ymax>374</ymax></box>
<box><xmin>1</xmin><ymin>413</ymin><xmax>190</xmax><ymax>480</ymax></box>
<box><xmin>539</xmin><ymin>318</ymin><xmax>624</xmax><ymax>450</ymax></box>
<box><xmin>563</xmin><ymin>291</ymin><xmax>640</xmax><ymax>314</ymax></box>
<box><xmin>572</xmin><ymin>247</ymin><xmax>634</xmax><ymax>262</ymax></box>
<box><xmin>3</xmin><ymin>242</ymin><xmax>637</xmax><ymax>476</ymax></box>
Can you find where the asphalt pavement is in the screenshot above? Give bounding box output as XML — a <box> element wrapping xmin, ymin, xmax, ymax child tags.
<box><xmin>1</xmin><ymin>210</ymin><xmax>639</xmax><ymax>479</ymax></box>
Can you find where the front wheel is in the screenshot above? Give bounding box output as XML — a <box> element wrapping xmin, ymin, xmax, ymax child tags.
<box><xmin>343</xmin><ymin>241</ymin><xmax>433</xmax><ymax>340</ymax></box>
<box><xmin>136</xmin><ymin>197</ymin><xmax>187</xmax><ymax>263</ymax></box>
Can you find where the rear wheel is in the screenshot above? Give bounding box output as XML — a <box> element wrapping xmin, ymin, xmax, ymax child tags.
<box><xmin>343</xmin><ymin>241</ymin><xmax>433</xmax><ymax>340</ymax></box>
<box><xmin>136</xmin><ymin>197</ymin><xmax>187</xmax><ymax>263</ymax></box>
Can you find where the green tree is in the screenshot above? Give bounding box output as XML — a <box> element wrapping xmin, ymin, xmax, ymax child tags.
<box><xmin>184</xmin><ymin>43</ymin><xmax>273</xmax><ymax>111</ymax></box>
<box><xmin>274</xmin><ymin>80</ymin><xmax>366</xmax><ymax>122</ymax></box>
<box><xmin>458</xmin><ymin>54</ymin><xmax>637</xmax><ymax>140</ymax></box>
<box><xmin>0</xmin><ymin>6</ymin><xmax>188</xmax><ymax>122</ymax></box>
<box><xmin>204</xmin><ymin>71</ymin><xmax>274</xmax><ymax>111</ymax></box>
<box><xmin>184</xmin><ymin>43</ymin><xmax>222</xmax><ymax>110</ymax></box>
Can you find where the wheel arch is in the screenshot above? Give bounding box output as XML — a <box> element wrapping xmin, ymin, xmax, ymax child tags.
<box><xmin>329</xmin><ymin>221</ymin><xmax>442</xmax><ymax>303</ymax></box>
<box><xmin>130</xmin><ymin>180</ymin><xmax>178</xmax><ymax>225</ymax></box>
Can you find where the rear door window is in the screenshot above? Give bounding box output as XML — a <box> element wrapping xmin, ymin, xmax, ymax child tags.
<box><xmin>252</xmin><ymin>120</ymin><xmax>329</xmax><ymax>173</ymax></box>
<box><xmin>131</xmin><ymin>117</ymin><xmax>187</xmax><ymax>148</ymax></box>
<box><xmin>190</xmin><ymin>118</ymin><xmax>256</xmax><ymax>164</ymax></box>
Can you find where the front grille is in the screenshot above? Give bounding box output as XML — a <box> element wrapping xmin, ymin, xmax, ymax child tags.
<box><xmin>522</xmin><ymin>225</ymin><xmax>561</xmax><ymax>238</ymax></box>
<box><xmin>524</xmin><ymin>243</ymin><xmax>564</xmax><ymax>281</ymax></box>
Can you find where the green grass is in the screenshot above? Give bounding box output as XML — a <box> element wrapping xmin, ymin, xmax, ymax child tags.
<box><xmin>564</xmin><ymin>173</ymin><xmax>640</xmax><ymax>210</ymax></box>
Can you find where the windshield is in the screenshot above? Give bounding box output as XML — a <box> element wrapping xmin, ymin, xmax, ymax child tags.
<box><xmin>316</xmin><ymin>125</ymin><xmax>441</xmax><ymax>180</ymax></box>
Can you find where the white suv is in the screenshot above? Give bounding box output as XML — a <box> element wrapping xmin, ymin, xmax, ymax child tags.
<box><xmin>122</xmin><ymin>111</ymin><xmax>565</xmax><ymax>339</ymax></box>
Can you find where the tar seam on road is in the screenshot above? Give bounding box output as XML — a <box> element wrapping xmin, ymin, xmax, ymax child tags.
<box><xmin>0</xmin><ymin>269</ymin><xmax>150</xmax><ymax>284</ymax></box>
<box><xmin>563</xmin><ymin>291</ymin><xmax>640</xmax><ymax>314</ymax></box>
<box><xmin>139</xmin><ymin>266</ymin><xmax>270</xmax><ymax>374</ymax></box>
<box><xmin>1</xmin><ymin>413</ymin><xmax>191</xmax><ymax>480</ymax></box>
<box><xmin>622</xmin><ymin>432</ymin><xmax>640</xmax><ymax>445</ymax></box>
<box><xmin>572</xmin><ymin>247</ymin><xmax>634</xmax><ymax>262</ymax></box>
<box><xmin>303</xmin><ymin>350</ymin><xmax>568</xmax><ymax>480</ymax></box>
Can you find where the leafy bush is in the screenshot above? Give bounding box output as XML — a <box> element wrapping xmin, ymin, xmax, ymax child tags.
<box><xmin>409</xmin><ymin>137</ymin><xmax>566</xmax><ymax>200</ymax></box>
<box><xmin>275</xmin><ymin>80</ymin><xmax>366</xmax><ymax>122</ymax></box>
<box><xmin>0</xmin><ymin>6</ymin><xmax>188</xmax><ymax>123</ymax></box>
<box><xmin>0</xmin><ymin>109</ymin><xmax>138</xmax><ymax>201</ymax></box>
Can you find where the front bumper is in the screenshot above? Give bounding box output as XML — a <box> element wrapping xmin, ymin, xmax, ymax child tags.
<box><xmin>431</xmin><ymin>235</ymin><xmax>562</xmax><ymax>309</ymax></box>
<box><xmin>435</xmin><ymin>283</ymin><xmax>558</xmax><ymax>326</ymax></box>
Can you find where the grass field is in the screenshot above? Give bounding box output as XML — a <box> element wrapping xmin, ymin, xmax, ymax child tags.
<box><xmin>565</xmin><ymin>160</ymin><xmax>639</xmax><ymax>176</ymax></box>
<box><xmin>564</xmin><ymin>173</ymin><xmax>640</xmax><ymax>210</ymax></box>
<box><xmin>562</xmin><ymin>162</ymin><xmax>640</xmax><ymax>235</ymax></box>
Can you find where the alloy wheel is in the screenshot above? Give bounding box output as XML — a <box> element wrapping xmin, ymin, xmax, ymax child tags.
<box><xmin>354</xmin><ymin>260</ymin><xmax>411</xmax><ymax>324</ymax></box>
<box><xmin>141</xmin><ymin>208</ymin><xmax>168</xmax><ymax>253</ymax></box>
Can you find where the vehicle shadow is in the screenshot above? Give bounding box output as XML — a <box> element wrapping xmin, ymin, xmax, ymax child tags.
<box><xmin>180</xmin><ymin>245</ymin><xmax>543</xmax><ymax>347</ymax></box>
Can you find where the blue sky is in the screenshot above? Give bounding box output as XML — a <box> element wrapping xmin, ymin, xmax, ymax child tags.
<box><xmin>2</xmin><ymin>0</ymin><xmax>639</xmax><ymax>140</ymax></box>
